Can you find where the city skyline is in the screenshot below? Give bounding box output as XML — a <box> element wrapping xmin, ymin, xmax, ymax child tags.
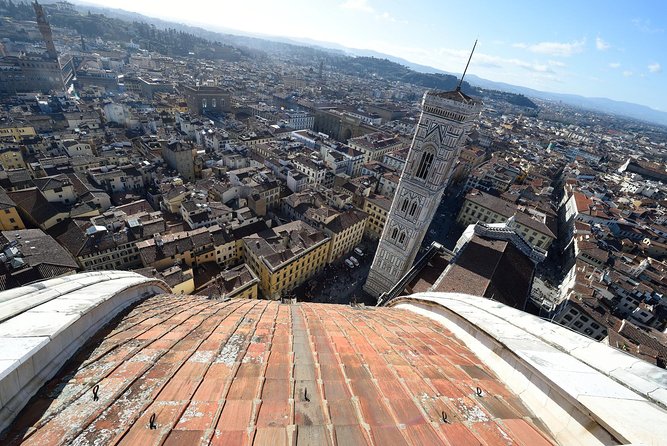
<box><xmin>76</xmin><ymin>0</ymin><xmax>667</xmax><ymax>111</ymax></box>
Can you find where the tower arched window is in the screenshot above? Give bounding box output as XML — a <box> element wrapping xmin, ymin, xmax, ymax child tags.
<box><xmin>202</xmin><ymin>98</ymin><xmax>207</xmax><ymax>108</ymax></box>
<box><xmin>212</xmin><ymin>98</ymin><xmax>217</xmax><ymax>108</ymax></box>
<box><xmin>409</xmin><ymin>201</ymin><xmax>418</xmax><ymax>217</ymax></box>
<box><xmin>415</xmin><ymin>150</ymin><xmax>434</xmax><ymax>180</ymax></box>
<box><xmin>391</xmin><ymin>228</ymin><xmax>398</xmax><ymax>239</ymax></box>
<box><xmin>398</xmin><ymin>232</ymin><xmax>406</xmax><ymax>244</ymax></box>
<box><xmin>401</xmin><ymin>198</ymin><xmax>409</xmax><ymax>212</ymax></box>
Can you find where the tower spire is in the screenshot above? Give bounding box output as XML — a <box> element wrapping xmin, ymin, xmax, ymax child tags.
<box><xmin>33</xmin><ymin>1</ymin><xmax>58</xmax><ymax>60</ymax></box>
<box><xmin>456</xmin><ymin>39</ymin><xmax>477</xmax><ymax>91</ymax></box>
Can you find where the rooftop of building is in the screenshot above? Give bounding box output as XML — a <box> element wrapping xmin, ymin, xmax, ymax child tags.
<box><xmin>464</xmin><ymin>190</ymin><xmax>556</xmax><ymax>238</ymax></box>
<box><xmin>431</xmin><ymin>88</ymin><xmax>478</xmax><ymax>105</ymax></box>
<box><xmin>0</xmin><ymin>229</ymin><xmax>78</xmax><ymax>290</ymax></box>
<box><xmin>198</xmin><ymin>263</ymin><xmax>259</xmax><ymax>297</ymax></box>
<box><xmin>243</xmin><ymin>221</ymin><xmax>329</xmax><ymax>271</ymax></box>
<box><xmin>348</xmin><ymin>132</ymin><xmax>401</xmax><ymax>150</ymax></box>
<box><xmin>433</xmin><ymin>235</ymin><xmax>535</xmax><ymax>309</ymax></box>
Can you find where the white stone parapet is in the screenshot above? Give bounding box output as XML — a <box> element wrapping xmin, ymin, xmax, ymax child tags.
<box><xmin>472</xmin><ymin>222</ymin><xmax>548</xmax><ymax>263</ymax></box>
<box><xmin>390</xmin><ymin>292</ymin><xmax>667</xmax><ymax>446</ymax></box>
<box><xmin>0</xmin><ymin>271</ymin><xmax>170</xmax><ymax>432</ymax></box>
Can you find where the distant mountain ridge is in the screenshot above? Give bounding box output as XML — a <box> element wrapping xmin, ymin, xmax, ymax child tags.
<box><xmin>261</xmin><ymin>38</ymin><xmax>667</xmax><ymax>127</ymax></box>
<box><xmin>62</xmin><ymin>2</ymin><xmax>667</xmax><ymax>126</ymax></box>
<box><xmin>463</xmin><ymin>75</ymin><xmax>667</xmax><ymax>126</ymax></box>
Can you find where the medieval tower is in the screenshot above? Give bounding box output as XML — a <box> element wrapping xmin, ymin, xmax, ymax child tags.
<box><xmin>33</xmin><ymin>1</ymin><xmax>58</xmax><ymax>60</ymax></box>
<box><xmin>363</xmin><ymin>87</ymin><xmax>482</xmax><ymax>299</ymax></box>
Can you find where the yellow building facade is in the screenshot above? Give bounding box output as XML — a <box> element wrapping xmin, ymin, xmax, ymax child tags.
<box><xmin>363</xmin><ymin>194</ymin><xmax>390</xmax><ymax>240</ymax></box>
<box><xmin>324</xmin><ymin>210</ymin><xmax>367</xmax><ymax>263</ymax></box>
<box><xmin>244</xmin><ymin>221</ymin><xmax>330</xmax><ymax>299</ymax></box>
<box><xmin>457</xmin><ymin>194</ymin><xmax>555</xmax><ymax>251</ymax></box>
<box><xmin>0</xmin><ymin>206</ymin><xmax>25</xmax><ymax>231</ymax></box>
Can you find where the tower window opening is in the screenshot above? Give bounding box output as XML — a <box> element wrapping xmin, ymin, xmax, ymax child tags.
<box><xmin>391</xmin><ymin>228</ymin><xmax>398</xmax><ymax>239</ymax></box>
<box><xmin>399</xmin><ymin>232</ymin><xmax>406</xmax><ymax>244</ymax></box>
<box><xmin>401</xmin><ymin>198</ymin><xmax>409</xmax><ymax>212</ymax></box>
<box><xmin>409</xmin><ymin>201</ymin><xmax>418</xmax><ymax>217</ymax></box>
<box><xmin>415</xmin><ymin>151</ymin><xmax>434</xmax><ymax>180</ymax></box>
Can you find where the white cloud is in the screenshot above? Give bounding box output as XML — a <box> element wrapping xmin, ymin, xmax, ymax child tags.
<box><xmin>632</xmin><ymin>18</ymin><xmax>664</xmax><ymax>34</ymax></box>
<box><xmin>340</xmin><ymin>0</ymin><xmax>374</xmax><ymax>13</ymax></box>
<box><xmin>522</xmin><ymin>39</ymin><xmax>586</xmax><ymax>57</ymax></box>
<box><xmin>623</xmin><ymin>70</ymin><xmax>634</xmax><ymax>77</ymax></box>
<box><xmin>648</xmin><ymin>62</ymin><xmax>662</xmax><ymax>73</ymax></box>
<box><xmin>512</xmin><ymin>42</ymin><xmax>527</xmax><ymax>49</ymax></box>
<box><xmin>548</xmin><ymin>60</ymin><xmax>566</xmax><ymax>67</ymax></box>
<box><xmin>595</xmin><ymin>37</ymin><xmax>610</xmax><ymax>51</ymax></box>
<box><xmin>377</xmin><ymin>11</ymin><xmax>396</xmax><ymax>22</ymax></box>
<box><xmin>366</xmin><ymin>43</ymin><xmax>568</xmax><ymax>91</ymax></box>
<box><xmin>608</xmin><ymin>62</ymin><xmax>621</xmax><ymax>69</ymax></box>
<box><xmin>470</xmin><ymin>52</ymin><xmax>560</xmax><ymax>74</ymax></box>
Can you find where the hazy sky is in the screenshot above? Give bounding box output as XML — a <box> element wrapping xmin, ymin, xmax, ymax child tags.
<box><xmin>78</xmin><ymin>0</ymin><xmax>666</xmax><ymax>110</ymax></box>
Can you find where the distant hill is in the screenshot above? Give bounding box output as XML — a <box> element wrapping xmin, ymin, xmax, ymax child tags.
<box><xmin>284</xmin><ymin>38</ymin><xmax>667</xmax><ymax>126</ymax></box>
<box><xmin>464</xmin><ymin>75</ymin><xmax>667</xmax><ymax>126</ymax></box>
<box><xmin>1</xmin><ymin>0</ymin><xmax>245</xmax><ymax>61</ymax></box>
<box><xmin>59</xmin><ymin>1</ymin><xmax>667</xmax><ymax>126</ymax></box>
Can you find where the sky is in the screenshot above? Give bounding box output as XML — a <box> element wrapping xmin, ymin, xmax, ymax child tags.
<box><xmin>77</xmin><ymin>0</ymin><xmax>667</xmax><ymax>111</ymax></box>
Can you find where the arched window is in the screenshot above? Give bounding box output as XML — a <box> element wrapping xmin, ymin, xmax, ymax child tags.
<box><xmin>401</xmin><ymin>198</ymin><xmax>409</xmax><ymax>212</ymax></box>
<box><xmin>202</xmin><ymin>98</ymin><xmax>207</xmax><ymax>108</ymax></box>
<box><xmin>212</xmin><ymin>98</ymin><xmax>217</xmax><ymax>108</ymax></box>
<box><xmin>415</xmin><ymin>150</ymin><xmax>434</xmax><ymax>180</ymax></box>
<box><xmin>391</xmin><ymin>228</ymin><xmax>398</xmax><ymax>239</ymax></box>
<box><xmin>409</xmin><ymin>201</ymin><xmax>418</xmax><ymax>217</ymax></box>
<box><xmin>398</xmin><ymin>232</ymin><xmax>406</xmax><ymax>244</ymax></box>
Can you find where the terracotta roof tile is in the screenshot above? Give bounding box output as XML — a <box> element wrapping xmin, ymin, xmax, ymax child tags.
<box><xmin>3</xmin><ymin>296</ymin><xmax>557</xmax><ymax>446</ymax></box>
<box><xmin>333</xmin><ymin>425</ymin><xmax>370</xmax><ymax>445</ymax></box>
<box><xmin>253</xmin><ymin>427</ymin><xmax>289</xmax><ymax>446</ymax></box>
<box><xmin>256</xmin><ymin>400</ymin><xmax>291</xmax><ymax>428</ymax></box>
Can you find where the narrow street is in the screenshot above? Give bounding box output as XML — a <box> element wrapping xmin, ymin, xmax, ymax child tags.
<box><xmin>421</xmin><ymin>181</ymin><xmax>467</xmax><ymax>251</ymax></box>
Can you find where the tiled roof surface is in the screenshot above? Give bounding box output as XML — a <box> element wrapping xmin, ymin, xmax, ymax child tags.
<box><xmin>3</xmin><ymin>295</ymin><xmax>555</xmax><ymax>446</ymax></box>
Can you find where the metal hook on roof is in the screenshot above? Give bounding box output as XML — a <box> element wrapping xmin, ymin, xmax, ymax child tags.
<box><xmin>441</xmin><ymin>411</ymin><xmax>448</xmax><ymax>423</ymax></box>
<box><xmin>476</xmin><ymin>387</ymin><xmax>483</xmax><ymax>397</ymax></box>
<box><xmin>92</xmin><ymin>384</ymin><xmax>99</xmax><ymax>401</ymax></box>
<box><xmin>149</xmin><ymin>413</ymin><xmax>157</xmax><ymax>430</ymax></box>
<box><xmin>304</xmin><ymin>387</ymin><xmax>310</xmax><ymax>402</ymax></box>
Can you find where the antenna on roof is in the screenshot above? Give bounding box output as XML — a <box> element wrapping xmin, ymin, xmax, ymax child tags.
<box><xmin>456</xmin><ymin>39</ymin><xmax>478</xmax><ymax>92</ymax></box>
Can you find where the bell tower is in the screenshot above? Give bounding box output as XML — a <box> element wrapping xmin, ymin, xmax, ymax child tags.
<box><xmin>33</xmin><ymin>1</ymin><xmax>58</xmax><ymax>60</ymax></box>
<box><xmin>363</xmin><ymin>43</ymin><xmax>482</xmax><ymax>299</ymax></box>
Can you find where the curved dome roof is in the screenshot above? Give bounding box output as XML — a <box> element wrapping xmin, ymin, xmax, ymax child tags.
<box><xmin>0</xmin><ymin>274</ymin><xmax>665</xmax><ymax>445</ymax></box>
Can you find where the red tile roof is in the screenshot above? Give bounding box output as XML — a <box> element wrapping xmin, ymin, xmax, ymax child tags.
<box><xmin>2</xmin><ymin>295</ymin><xmax>555</xmax><ymax>446</ymax></box>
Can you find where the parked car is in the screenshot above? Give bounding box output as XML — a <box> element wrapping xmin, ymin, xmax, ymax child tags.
<box><xmin>345</xmin><ymin>259</ymin><xmax>355</xmax><ymax>268</ymax></box>
<box><xmin>350</xmin><ymin>256</ymin><xmax>360</xmax><ymax>267</ymax></box>
<box><xmin>354</xmin><ymin>247</ymin><xmax>364</xmax><ymax>257</ymax></box>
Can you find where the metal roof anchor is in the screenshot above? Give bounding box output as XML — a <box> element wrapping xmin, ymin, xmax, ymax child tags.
<box><xmin>476</xmin><ymin>386</ymin><xmax>483</xmax><ymax>397</ymax></box>
<box><xmin>92</xmin><ymin>384</ymin><xmax>99</xmax><ymax>401</ymax></box>
<box><xmin>149</xmin><ymin>413</ymin><xmax>157</xmax><ymax>429</ymax></box>
<box><xmin>441</xmin><ymin>411</ymin><xmax>448</xmax><ymax>423</ymax></box>
<box><xmin>304</xmin><ymin>387</ymin><xmax>310</xmax><ymax>402</ymax></box>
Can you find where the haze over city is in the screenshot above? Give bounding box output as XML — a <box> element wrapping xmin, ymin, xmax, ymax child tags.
<box><xmin>76</xmin><ymin>0</ymin><xmax>667</xmax><ymax>111</ymax></box>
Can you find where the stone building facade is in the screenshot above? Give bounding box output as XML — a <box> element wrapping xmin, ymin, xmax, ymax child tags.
<box><xmin>364</xmin><ymin>89</ymin><xmax>482</xmax><ymax>298</ymax></box>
